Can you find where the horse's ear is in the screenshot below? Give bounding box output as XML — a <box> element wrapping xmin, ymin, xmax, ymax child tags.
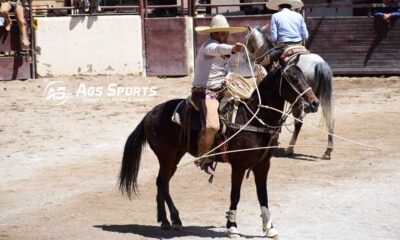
<box><xmin>247</xmin><ymin>25</ymin><xmax>252</xmax><ymax>32</ymax></box>
<box><xmin>261</xmin><ymin>24</ymin><xmax>269</xmax><ymax>32</ymax></box>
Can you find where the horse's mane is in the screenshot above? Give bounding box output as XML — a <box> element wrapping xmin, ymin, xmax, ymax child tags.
<box><xmin>250</xmin><ymin>66</ymin><xmax>280</xmax><ymax>100</ymax></box>
<box><xmin>255</xmin><ymin>26</ymin><xmax>275</xmax><ymax>50</ymax></box>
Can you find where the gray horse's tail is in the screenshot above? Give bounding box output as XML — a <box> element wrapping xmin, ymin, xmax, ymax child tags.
<box><xmin>314</xmin><ymin>62</ymin><xmax>334</xmax><ymax>132</ymax></box>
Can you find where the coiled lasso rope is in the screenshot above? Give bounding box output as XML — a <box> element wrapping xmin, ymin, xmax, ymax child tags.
<box><xmin>224</xmin><ymin>72</ymin><xmax>254</xmax><ymax>99</ymax></box>
<box><xmin>224</xmin><ymin>64</ymin><xmax>266</xmax><ymax>100</ymax></box>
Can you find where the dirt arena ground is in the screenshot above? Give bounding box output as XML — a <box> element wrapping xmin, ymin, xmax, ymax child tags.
<box><xmin>1</xmin><ymin>75</ymin><xmax>399</xmax><ymax>240</ymax></box>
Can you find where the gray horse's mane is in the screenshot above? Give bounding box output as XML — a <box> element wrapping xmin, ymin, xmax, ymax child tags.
<box><xmin>254</xmin><ymin>26</ymin><xmax>275</xmax><ymax>50</ymax></box>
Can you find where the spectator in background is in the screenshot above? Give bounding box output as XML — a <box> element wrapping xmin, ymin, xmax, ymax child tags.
<box><xmin>83</xmin><ymin>0</ymin><xmax>102</xmax><ymax>13</ymax></box>
<box><xmin>150</xmin><ymin>0</ymin><xmax>178</xmax><ymax>17</ymax></box>
<box><xmin>198</xmin><ymin>0</ymin><xmax>211</xmax><ymax>15</ymax></box>
<box><xmin>373</xmin><ymin>0</ymin><xmax>400</xmax><ymax>23</ymax></box>
<box><xmin>0</xmin><ymin>0</ymin><xmax>30</xmax><ymax>49</ymax></box>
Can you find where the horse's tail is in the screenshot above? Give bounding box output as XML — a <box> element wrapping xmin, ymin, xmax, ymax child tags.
<box><xmin>119</xmin><ymin>117</ymin><xmax>147</xmax><ymax>199</ymax></box>
<box><xmin>314</xmin><ymin>62</ymin><xmax>334</xmax><ymax>132</ymax></box>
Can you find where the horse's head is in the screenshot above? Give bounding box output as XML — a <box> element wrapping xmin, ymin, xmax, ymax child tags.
<box><xmin>245</xmin><ymin>26</ymin><xmax>274</xmax><ymax>63</ymax></box>
<box><xmin>259</xmin><ymin>65</ymin><xmax>319</xmax><ymax>114</ymax></box>
<box><xmin>282</xmin><ymin>66</ymin><xmax>319</xmax><ymax>113</ymax></box>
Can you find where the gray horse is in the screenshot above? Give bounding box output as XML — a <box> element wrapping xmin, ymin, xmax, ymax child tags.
<box><xmin>245</xmin><ymin>26</ymin><xmax>334</xmax><ymax>159</ymax></box>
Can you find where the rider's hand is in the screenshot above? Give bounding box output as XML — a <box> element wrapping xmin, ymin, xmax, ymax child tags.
<box><xmin>232</xmin><ymin>43</ymin><xmax>243</xmax><ymax>54</ymax></box>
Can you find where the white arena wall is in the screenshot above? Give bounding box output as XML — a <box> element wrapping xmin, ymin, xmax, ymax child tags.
<box><xmin>34</xmin><ymin>16</ymin><xmax>144</xmax><ymax>77</ymax></box>
<box><xmin>185</xmin><ymin>16</ymin><xmax>195</xmax><ymax>77</ymax></box>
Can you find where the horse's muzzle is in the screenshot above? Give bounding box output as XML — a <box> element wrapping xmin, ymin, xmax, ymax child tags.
<box><xmin>304</xmin><ymin>99</ymin><xmax>319</xmax><ymax>113</ymax></box>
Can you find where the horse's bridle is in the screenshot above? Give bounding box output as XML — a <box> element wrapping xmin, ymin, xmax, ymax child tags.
<box><xmin>278</xmin><ymin>65</ymin><xmax>312</xmax><ymax>124</ymax></box>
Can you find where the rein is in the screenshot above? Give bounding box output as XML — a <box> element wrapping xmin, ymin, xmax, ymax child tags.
<box><xmin>234</xmin><ymin>65</ymin><xmax>312</xmax><ymax>130</ymax></box>
<box><xmin>277</xmin><ymin>65</ymin><xmax>313</xmax><ymax>125</ymax></box>
<box><xmin>235</xmin><ymin>66</ymin><xmax>312</xmax><ymax>178</ymax></box>
<box><xmin>255</xmin><ymin>47</ymin><xmax>277</xmax><ymax>65</ymax></box>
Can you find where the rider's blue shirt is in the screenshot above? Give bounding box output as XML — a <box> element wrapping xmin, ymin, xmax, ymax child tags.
<box><xmin>271</xmin><ymin>8</ymin><xmax>309</xmax><ymax>44</ymax></box>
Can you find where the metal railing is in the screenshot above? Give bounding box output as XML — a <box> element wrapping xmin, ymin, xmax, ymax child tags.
<box><xmin>27</xmin><ymin>2</ymin><xmax>400</xmax><ymax>18</ymax></box>
<box><xmin>195</xmin><ymin>2</ymin><xmax>268</xmax><ymax>15</ymax></box>
<box><xmin>303</xmin><ymin>3</ymin><xmax>400</xmax><ymax>17</ymax></box>
<box><xmin>4</xmin><ymin>0</ymin><xmax>398</xmax><ymax>80</ymax></box>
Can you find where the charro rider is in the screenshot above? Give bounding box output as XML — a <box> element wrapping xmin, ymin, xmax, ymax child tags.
<box><xmin>264</xmin><ymin>0</ymin><xmax>308</xmax><ymax>65</ymax></box>
<box><xmin>192</xmin><ymin>14</ymin><xmax>246</xmax><ymax>175</ymax></box>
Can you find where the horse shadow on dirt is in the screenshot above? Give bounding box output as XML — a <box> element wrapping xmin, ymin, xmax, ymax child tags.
<box><xmin>94</xmin><ymin>224</ymin><xmax>263</xmax><ymax>239</ymax></box>
<box><xmin>273</xmin><ymin>148</ymin><xmax>319</xmax><ymax>161</ymax></box>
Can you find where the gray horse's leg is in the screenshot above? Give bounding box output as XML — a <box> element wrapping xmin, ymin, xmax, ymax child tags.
<box><xmin>322</xmin><ymin>120</ymin><xmax>334</xmax><ymax>160</ymax></box>
<box><xmin>286</xmin><ymin>107</ymin><xmax>303</xmax><ymax>156</ymax></box>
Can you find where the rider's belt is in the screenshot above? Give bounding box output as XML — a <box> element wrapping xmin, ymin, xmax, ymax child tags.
<box><xmin>192</xmin><ymin>87</ymin><xmax>207</xmax><ymax>93</ymax></box>
<box><xmin>275</xmin><ymin>41</ymin><xmax>302</xmax><ymax>49</ymax></box>
<box><xmin>283</xmin><ymin>41</ymin><xmax>302</xmax><ymax>45</ymax></box>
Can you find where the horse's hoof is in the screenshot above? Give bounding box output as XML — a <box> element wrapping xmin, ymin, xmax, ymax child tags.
<box><xmin>321</xmin><ymin>153</ymin><xmax>331</xmax><ymax>160</ymax></box>
<box><xmin>272</xmin><ymin>148</ymin><xmax>286</xmax><ymax>157</ymax></box>
<box><xmin>171</xmin><ymin>223</ymin><xmax>182</xmax><ymax>231</ymax></box>
<box><xmin>285</xmin><ymin>148</ymin><xmax>294</xmax><ymax>156</ymax></box>
<box><xmin>227</xmin><ymin>226</ymin><xmax>240</xmax><ymax>238</ymax></box>
<box><xmin>160</xmin><ymin>221</ymin><xmax>171</xmax><ymax>230</ymax></box>
<box><xmin>266</xmin><ymin>227</ymin><xmax>279</xmax><ymax>238</ymax></box>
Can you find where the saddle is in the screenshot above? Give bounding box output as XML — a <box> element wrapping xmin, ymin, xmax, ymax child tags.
<box><xmin>280</xmin><ymin>45</ymin><xmax>309</xmax><ymax>65</ymax></box>
<box><xmin>171</xmin><ymin>97</ymin><xmax>231</xmax><ymax>164</ymax></box>
<box><xmin>171</xmin><ymin>98</ymin><xmax>203</xmax><ymax>131</ymax></box>
<box><xmin>265</xmin><ymin>45</ymin><xmax>309</xmax><ymax>68</ymax></box>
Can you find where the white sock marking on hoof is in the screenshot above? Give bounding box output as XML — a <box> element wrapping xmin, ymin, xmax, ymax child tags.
<box><xmin>266</xmin><ymin>227</ymin><xmax>279</xmax><ymax>238</ymax></box>
<box><xmin>227</xmin><ymin>226</ymin><xmax>240</xmax><ymax>238</ymax></box>
<box><xmin>260</xmin><ymin>206</ymin><xmax>279</xmax><ymax>238</ymax></box>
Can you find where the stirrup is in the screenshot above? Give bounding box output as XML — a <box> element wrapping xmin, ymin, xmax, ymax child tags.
<box><xmin>194</xmin><ymin>156</ymin><xmax>215</xmax><ymax>175</ymax></box>
<box><xmin>202</xmin><ymin>163</ymin><xmax>215</xmax><ymax>175</ymax></box>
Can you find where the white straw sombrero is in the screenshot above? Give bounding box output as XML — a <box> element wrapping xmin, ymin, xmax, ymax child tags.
<box><xmin>265</xmin><ymin>0</ymin><xmax>304</xmax><ymax>10</ymax></box>
<box><xmin>195</xmin><ymin>14</ymin><xmax>247</xmax><ymax>35</ymax></box>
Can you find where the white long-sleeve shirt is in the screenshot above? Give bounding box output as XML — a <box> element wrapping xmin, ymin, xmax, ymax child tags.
<box><xmin>193</xmin><ymin>39</ymin><xmax>234</xmax><ymax>89</ymax></box>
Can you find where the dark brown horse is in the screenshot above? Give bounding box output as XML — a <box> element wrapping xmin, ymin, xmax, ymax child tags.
<box><xmin>119</xmin><ymin>65</ymin><xmax>319</xmax><ymax>237</ymax></box>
